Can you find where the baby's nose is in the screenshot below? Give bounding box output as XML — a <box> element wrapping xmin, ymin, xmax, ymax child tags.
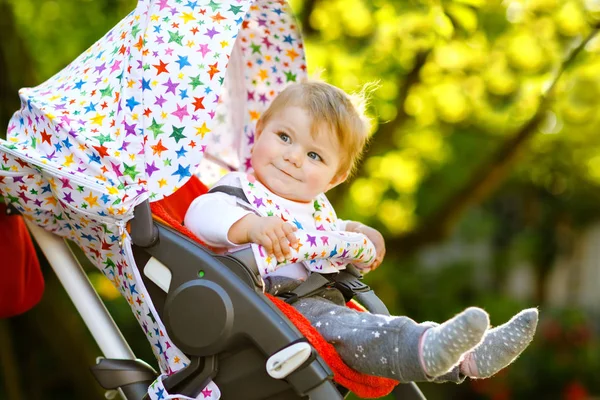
<box><xmin>285</xmin><ymin>148</ymin><xmax>303</xmax><ymax>166</ymax></box>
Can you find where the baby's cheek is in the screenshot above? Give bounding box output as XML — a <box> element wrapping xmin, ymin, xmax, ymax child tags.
<box><xmin>304</xmin><ymin>175</ymin><xmax>323</xmax><ymax>193</ymax></box>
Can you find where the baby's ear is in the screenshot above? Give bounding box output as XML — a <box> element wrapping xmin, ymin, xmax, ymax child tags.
<box><xmin>327</xmin><ymin>170</ymin><xmax>349</xmax><ymax>191</ymax></box>
<box><xmin>255</xmin><ymin>118</ymin><xmax>264</xmax><ymax>138</ymax></box>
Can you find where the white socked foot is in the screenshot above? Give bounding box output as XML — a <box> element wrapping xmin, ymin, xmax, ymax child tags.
<box><xmin>420</xmin><ymin>307</ymin><xmax>489</xmax><ymax>378</ymax></box>
<box><xmin>461</xmin><ymin>308</ymin><xmax>538</xmax><ymax>378</ymax></box>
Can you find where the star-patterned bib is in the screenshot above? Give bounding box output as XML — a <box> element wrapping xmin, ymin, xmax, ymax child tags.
<box><xmin>237</xmin><ymin>174</ymin><xmax>377</xmax><ymax>276</ymax></box>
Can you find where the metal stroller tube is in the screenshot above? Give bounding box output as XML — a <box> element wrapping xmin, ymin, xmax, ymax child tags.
<box><xmin>25</xmin><ymin>221</ymin><xmax>157</xmax><ymax>400</ymax></box>
<box><xmin>25</xmin><ymin>221</ymin><xmax>136</xmax><ymax>360</ymax></box>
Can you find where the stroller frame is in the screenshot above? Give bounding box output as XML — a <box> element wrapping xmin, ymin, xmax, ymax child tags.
<box><xmin>25</xmin><ymin>218</ymin><xmax>158</xmax><ymax>400</ymax></box>
<box><xmin>25</xmin><ymin>200</ymin><xmax>427</xmax><ymax>400</ymax></box>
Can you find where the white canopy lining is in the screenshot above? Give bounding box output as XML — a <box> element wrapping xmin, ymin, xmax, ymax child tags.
<box><xmin>194</xmin><ymin>8</ymin><xmax>308</xmax><ymax>187</ymax></box>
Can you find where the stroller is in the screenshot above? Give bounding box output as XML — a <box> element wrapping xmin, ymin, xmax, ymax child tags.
<box><xmin>0</xmin><ymin>0</ymin><xmax>426</xmax><ymax>398</ymax></box>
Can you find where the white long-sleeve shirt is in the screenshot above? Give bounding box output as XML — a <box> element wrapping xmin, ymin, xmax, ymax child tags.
<box><xmin>184</xmin><ymin>172</ymin><xmax>347</xmax><ymax>281</ymax></box>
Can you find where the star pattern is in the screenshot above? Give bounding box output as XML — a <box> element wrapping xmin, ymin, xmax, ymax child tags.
<box><xmin>0</xmin><ymin>1</ymin><xmax>321</xmax><ymax>399</ymax></box>
<box><xmin>239</xmin><ymin>174</ymin><xmax>377</xmax><ymax>276</ymax></box>
<box><xmin>196</xmin><ymin>0</ymin><xmax>308</xmax><ymax>186</ymax></box>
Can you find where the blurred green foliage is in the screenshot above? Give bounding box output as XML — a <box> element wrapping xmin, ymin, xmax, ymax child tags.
<box><xmin>2</xmin><ymin>0</ymin><xmax>600</xmax><ymax>399</ymax></box>
<box><xmin>295</xmin><ymin>0</ymin><xmax>600</xmax><ymax>235</ymax></box>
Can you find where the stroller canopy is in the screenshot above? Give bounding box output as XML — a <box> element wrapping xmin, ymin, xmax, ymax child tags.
<box><xmin>0</xmin><ymin>2</ymin><xmax>317</xmax><ymax>398</ymax></box>
<box><xmin>2</xmin><ymin>0</ymin><xmax>307</xmax><ymax>224</ymax></box>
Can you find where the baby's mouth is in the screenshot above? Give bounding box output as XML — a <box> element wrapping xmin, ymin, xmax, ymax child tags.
<box><xmin>274</xmin><ymin>165</ymin><xmax>300</xmax><ymax>181</ymax></box>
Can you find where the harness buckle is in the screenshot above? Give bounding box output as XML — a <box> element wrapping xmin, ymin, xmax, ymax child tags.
<box><xmin>279</xmin><ymin>292</ymin><xmax>299</xmax><ymax>304</ymax></box>
<box><xmin>332</xmin><ymin>271</ymin><xmax>371</xmax><ymax>303</ymax></box>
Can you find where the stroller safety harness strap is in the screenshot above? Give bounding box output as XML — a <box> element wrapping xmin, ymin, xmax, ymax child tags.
<box><xmin>207</xmin><ymin>186</ymin><xmax>249</xmax><ymax>206</ymax></box>
<box><xmin>277</xmin><ymin>272</ymin><xmax>333</xmax><ymax>304</ymax></box>
<box><xmin>208</xmin><ymin>184</ymin><xmax>377</xmax><ymax>304</ymax></box>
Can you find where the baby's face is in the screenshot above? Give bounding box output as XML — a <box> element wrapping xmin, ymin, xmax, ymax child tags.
<box><xmin>251</xmin><ymin>106</ymin><xmax>346</xmax><ymax>202</ymax></box>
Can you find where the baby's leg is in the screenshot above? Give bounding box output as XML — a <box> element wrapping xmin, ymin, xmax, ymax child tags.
<box><xmin>461</xmin><ymin>308</ymin><xmax>538</xmax><ymax>379</ymax></box>
<box><xmin>293</xmin><ymin>297</ymin><xmax>488</xmax><ymax>382</ymax></box>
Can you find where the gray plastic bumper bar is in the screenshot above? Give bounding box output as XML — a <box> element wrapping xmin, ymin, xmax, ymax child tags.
<box><xmin>91</xmin><ymin>358</ymin><xmax>157</xmax><ymax>400</ymax></box>
<box><xmin>130</xmin><ymin>201</ymin><xmax>342</xmax><ymax>399</ymax></box>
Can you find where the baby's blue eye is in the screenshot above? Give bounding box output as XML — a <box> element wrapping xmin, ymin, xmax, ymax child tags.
<box><xmin>308</xmin><ymin>151</ymin><xmax>322</xmax><ymax>162</ymax></box>
<box><xmin>278</xmin><ymin>132</ymin><xmax>291</xmax><ymax>143</ymax></box>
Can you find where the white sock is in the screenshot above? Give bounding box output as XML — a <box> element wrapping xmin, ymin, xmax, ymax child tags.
<box><xmin>461</xmin><ymin>308</ymin><xmax>538</xmax><ymax>378</ymax></box>
<box><xmin>419</xmin><ymin>307</ymin><xmax>489</xmax><ymax>378</ymax></box>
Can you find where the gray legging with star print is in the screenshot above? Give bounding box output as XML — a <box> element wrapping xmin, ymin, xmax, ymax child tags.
<box><xmin>264</xmin><ymin>276</ymin><xmax>464</xmax><ymax>383</ymax></box>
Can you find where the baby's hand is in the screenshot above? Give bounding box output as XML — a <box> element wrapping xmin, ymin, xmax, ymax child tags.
<box><xmin>347</xmin><ymin>222</ymin><xmax>386</xmax><ymax>270</ymax></box>
<box><xmin>248</xmin><ymin>216</ymin><xmax>298</xmax><ymax>263</ymax></box>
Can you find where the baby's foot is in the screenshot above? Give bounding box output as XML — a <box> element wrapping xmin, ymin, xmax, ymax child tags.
<box><xmin>460</xmin><ymin>308</ymin><xmax>538</xmax><ymax>379</ymax></box>
<box><xmin>420</xmin><ymin>307</ymin><xmax>489</xmax><ymax>378</ymax></box>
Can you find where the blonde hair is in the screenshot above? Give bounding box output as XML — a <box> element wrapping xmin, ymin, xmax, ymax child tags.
<box><xmin>257</xmin><ymin>80</ymin><xmax>374</xmax><ymax>178</ymax></box>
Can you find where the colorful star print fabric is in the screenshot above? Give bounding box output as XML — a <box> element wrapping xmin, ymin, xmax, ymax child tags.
<box><xmin>196</xmin><ymin>0</ymin><xmax>308</xmax><ymax>182</ymax></box>
<box><xmin>238</xmin><ymin>174</ymin><xmax>377</xmax><ymax>275</ymax></box>
<box><xmin>148</xmin><ymin>373</ymin><xmax>220</xmax><ymax>400</ymax></box>
<box><xmin>0</xmin><ymin>0</ymin><xmax>309</xmax><ymax>399</ymax></box>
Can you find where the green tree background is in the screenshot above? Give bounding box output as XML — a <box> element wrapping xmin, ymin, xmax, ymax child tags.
<box><xmin>2</xmin><ymin>0</ymin><xmax>600</xmax><ymax>399</ymax></box>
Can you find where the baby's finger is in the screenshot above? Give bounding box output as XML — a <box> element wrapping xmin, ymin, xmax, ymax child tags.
<box><xmin>282</xmin><ymin>223</ymin><xmax>298</xmax><ymax>246</ymax></box>
<box><xmin>275</xmin><ymin>227</ymin><xmax>292</xmax><ymax>258</ymax></box>
<box><xmin>260</xmin><ymin>234</ymin><xmax>273</xmax><ymax>256</ymax></box>
<box><xmin>268</xmin><ymin>231</ymin><xmax>285</xmax><ymax>263</ymax></box>
<box><xmin>286</xmin><ymin>232</ymin><xmax>298</xmax><ymax>251</ymax></box>
<box><xmin>284</xmin><ymin>221</ymin><xmax>298</xmax><ymax>232</ymax></box>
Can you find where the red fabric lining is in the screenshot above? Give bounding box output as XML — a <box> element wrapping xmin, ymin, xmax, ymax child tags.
<box><xmin>152</xmin><ymin>175</ymin><xmax>210</xmax><ymax>228</ymax></box>
<box><xmin>152</xmin><ymin>175</ymin><xmax>399</xmax><ymax>398</ymax></box>
<box><xmin>0</xmin><ymin>204</ymin><xmax>44</xmax><ymax>318</ymax></box>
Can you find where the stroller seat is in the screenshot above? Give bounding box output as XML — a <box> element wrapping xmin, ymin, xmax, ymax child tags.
<box><xmin>134</xmin><ymin>174</ymin><xmax>424</xmax><ymax>399</ymax></box>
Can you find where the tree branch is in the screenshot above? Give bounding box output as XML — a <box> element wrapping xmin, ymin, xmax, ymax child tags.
<box><xmin>386</xmin><ymin>28</ymin><xmax>600</xmax><ymax>256</ymax></box>
<box><xmin>365</xmin><ymin>50</ymin><xmax>431</xmax><ymax>158</ymax></box>
<box><xmin>328</xmin><ymin>51</ymin><xmax>431</xmax><ymax>205</ymax></box>
<box><xmin>298</xmin><ymin>0</ymin><xmax>318</xmax><ymax>37</ymax></box>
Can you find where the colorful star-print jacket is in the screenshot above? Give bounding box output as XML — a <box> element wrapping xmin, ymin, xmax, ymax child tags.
<box><xmin>185</xmin><ymin>172</ymin><xmax>377</xmax><ymax>279</ymax></box>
